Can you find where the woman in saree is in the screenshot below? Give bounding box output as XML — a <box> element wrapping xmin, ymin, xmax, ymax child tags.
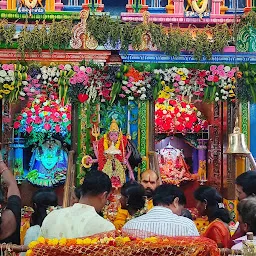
<box><xmin>194</xmin><ymin>186</ymin><xmax>231</xmax><ymax>248</ymax></box>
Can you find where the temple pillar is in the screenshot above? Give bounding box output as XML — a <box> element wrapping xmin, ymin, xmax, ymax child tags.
<box><xmin>244</xmin><ymin>0</ymin><xmax>252</xmax><ymax>12</ymax></box>
<box><xmin>0</xmin><ymin>0</ymin><xmax>7</xmax><ymax>9</ymax></box>
<box><xmin>197</xmin><ymin>139</ymin><xmax>207</xmax><ymax>182</ymax></box>
<box><xmin>211</xmin><ymin>0</ymin><xmax>228</xmax><ymax>15</ymax></box>
<box><xmin>166</xmin><ymin>0</ymin><xmax>176</xmax><ymax>14</ymax></box>
<box><xmin>55</xmin><ymin>0</ymin><xmax>63</xmax><ymax>11</ymax></box>
<box><xmin>126</xmin><ymin>0</ymin><xmax>148</xmax><ymax>13</ymax></box>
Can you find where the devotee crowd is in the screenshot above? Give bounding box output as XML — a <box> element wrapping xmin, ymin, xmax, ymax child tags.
<box><xmin>1</xmin><ymin>155</ymin><xmax>256</xmax><ymax>254</ymax></box>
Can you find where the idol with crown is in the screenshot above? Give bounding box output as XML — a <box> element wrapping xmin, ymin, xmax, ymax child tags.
<box><xmin>86</xmin><ymin>119</ymin><xmax>135</xmax><ymax>188</ymax></box>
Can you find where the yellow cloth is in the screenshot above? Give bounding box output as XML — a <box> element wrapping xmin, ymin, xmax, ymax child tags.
<box><xmin>40</xmin><ymin>203</ymin><xmax>115</xmax><ymax>239</ymax></box>
<box><xmin>113</xmin><ymin>199</ymin><xmax>154</xmax><ymax>230</ymax></box>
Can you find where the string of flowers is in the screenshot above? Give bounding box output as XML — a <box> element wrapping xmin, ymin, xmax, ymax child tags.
<box><xmin>0</xmin><ymin>62</ymin><xmax>242</xmax><ymax>104</ymax></box>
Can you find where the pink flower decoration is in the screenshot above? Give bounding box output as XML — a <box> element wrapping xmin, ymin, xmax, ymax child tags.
<box><xmin>23</xmin><ymin>87</ymin><xmax>30</xmax><ymax>93</ymax></box>
<box><xmin>218</xmin><ymin>70</ymin><xmax>226</xmax><ymax>77</ymax></box>
<box><xmin>27</xmin><ymin>75</ymin><xmax>31</xmax><ymax>81</ymax></box>
<box><xmin>19</xmin><ymin>96</ymin><xmax>25</xmax><ymax>100</ymax></box>
<box><xmin>27</xmin><ymin>92</ymin><xmax>33</xmax><ymax>96</ymax></box>
<box><xmin>126</xmin><ymin>83</ymin><xmax>133</xmax><ymax>88</ymax></box>
<box><xmin>217</xmin><ymin>65</ymin><xmax>225</xmax><ymax>71</ymax></box>
<box><xmin>2</xmin><ymin>64</ymin><xmax>9</xmax><ymax>70</ymax></box>
<box><xmin>174</xmin><ymin>75</ymin><xmax>181</xmax><ymax>82</ymax></box>
<box><xmin>122</xmin><ymin>86</ymin><xmax>128</xmax><ymax>91</ymax></box>
<box><xmin>210</xmin><ymin>65</ymin><xmax>217</xmax><ymax>71</ymax></box>
<box><xmin>173</xmin><ymin>82</ymin><xmax>179</xmax><ymax>87</ymax></box>
<box><xmin>227</xmin><ymin>71</ymin><xmax>235</xmax><ymax>78</ymax></box>
<box><xmin>129</xmin><ymin>77</ymin><xmax>135</xmax><ymax>82</ymax></box>
<box><xmin>32</xmin><ymin>79</ymin><xmax>39</xmax><ymax>84</ymax></box>
<box><xmin>231</xmin><ymin>67</ymin><xmax>238</xmax><ymax>73</ymax></box>
<box><xmin>8</xmin><ymin>64</ymin><xmax>14</xmax><ymax>71</ymax></box>
<box><xmin>70</xmin><ymin>77</ymin><xmax>77</xmax><ymax>85</ymax></box>
<box><xmin>76</xmin><ymin>76</ymin><xmax>84</xmax><ymax>83</ymax></box>
<box><xmin>26</xmin><ymin>126</ymin><xmax>33</xmax><ymax>133</ymax></box>
<box><xmin>119</xmin><ymin>94</ymin><xmax>126</xmax><ymax>98</ymax></box>
<box><xmin>73</xmin><ymin>65</ymin><xmax>80</xmax><ymax>72</ymax></box>
<box><xmin>85</xmin><ymin>67</ymin><xmax>92</xmax><ymax>74</ymax></box>
<box><xmin>207</xmin><ymin>75</ymin><xmax>214</xmax><ymax>82</ymax></box>
<box><xmin>175</xmin><ymin>88</ymin><xmax>180</xmax><ymax>93</ymax></box>
<box><xmin>58</xmin><ymin>64</ymin><xmax>65</xmax><ymax>70</ymax></box>
<box><xmin>55</xmin><ymin>125</ymin><xmax>61</xmax><ymax>133</ymax></box>
<box><xmin>212</xmin><ymin>70</ymin><xmax>219</xmax><ymax>76</ymax></box>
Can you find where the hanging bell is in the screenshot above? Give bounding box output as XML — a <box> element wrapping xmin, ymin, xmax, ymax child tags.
<box><xmin>226</xmin><ymin>119</ymin><xmax>250</xmax><ymax>154</ymax></box>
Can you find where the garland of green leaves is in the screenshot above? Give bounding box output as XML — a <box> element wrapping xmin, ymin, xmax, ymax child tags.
<box><xmin>87</xmin><ymin>15</ymin><xmax>231</xmax><ymax>61</ymax></box>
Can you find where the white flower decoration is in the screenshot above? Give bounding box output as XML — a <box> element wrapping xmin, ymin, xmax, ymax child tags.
<box><xmin>64</xmin><ymin>64</ymin><xmax>72</xmax><ymax>71</ymax></box>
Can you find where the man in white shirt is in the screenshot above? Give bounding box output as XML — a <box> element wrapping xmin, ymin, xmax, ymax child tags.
<box><xmin>40</xmin><ymin>171</ymin><xmax>115</xmax><ymax>239</ymax></box>
<box><xmin>122</xmin><ymin>184</ymin><xmax>199</xmax><ymax>238</ymax></box>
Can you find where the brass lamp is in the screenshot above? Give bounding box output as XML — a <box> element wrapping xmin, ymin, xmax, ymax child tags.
<box><xmin>226</xmin><ymin>118</ymin><xmax>256</xmax><ymax>170</ymax></box>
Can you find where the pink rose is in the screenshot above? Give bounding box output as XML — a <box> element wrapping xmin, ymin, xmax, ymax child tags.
<box><xmin>85</xmin><ymin>67</ymin><xmax>92</xmax><ymax>74</ymax></box>
<box><xmin>23</xmin><ymin>87</ymin><xmax>30</xmax><ymax>93</ymax></box>
<box><xmin>212</xmin><ymin>70</ymin><xmax>219</xmax><ymax>76</ymax></box>
<box><xmin>227</xmin><ymin>71</ymin><xmax>235</xmax><ymax>78</ymax></box>
<box><xmin>217</xmin><ymin>65</ymin><xmax>225</xmax><ymax>71</ymax></box>
<box><xmin>2</xmin><ymin>64</ymin><xmax>9</xmax><ymax>70</ymax></box>
<box><xmin>173</xmin><ymin>82</ymin><xmax>179</xmax><ymax>87</ymax></box>
<box><xmin>76</xmin><ymin>76</ymin><xmax>84</xmax><ymax>83</ymax></box>
<box><xmin>58</xmin><ymin>64</ymin><xmax>65</xmax><ymax>70</ymax></box>
<box><xmin>32</xmin><ymin>79</ymin><xmax>39</xmax><ymax>84</ymax></box>
<box><xmin>73</xmin><ymin>65</ymin><xmax>80</xmax><ymax>72</ymax></box>
<box><xmin>119</xmin><ymin>94</ymin><xmax>126</xmax><ymax>98</ymax></box>
<box><xmin>210</xmin><ymin>65</ymin><xmax>217</xmax><ymax>71</ymax></box>
<box><xmin>70</xmin><ymin>77</ymin><xmax>77</xmax><ymax>85</ymax></box>
<box><xmin>218</xmin><ymin>70</ymin><xmax>226</xmax><ymax>77</ymax></box>
<box><xmin>207</xmin><ymin>75</ymin><xmax>214</xmax><ymax>82</ymax></box>
<box><xmin>8</xmin><ymin>64</ymin><xmax>14</xmax><ymax>71</ymax></box>
<box><xmin>175</xmin><ymin>88</ymin><xmax>180</xmax><ymax>93</ymax></box>
<box><xmin>19</xmin><ymin>96</ymin><xmax>25</xmax><ymax>100</ymax></box>
<box><xmin>122</xmin><ymin>86</ymin><xmax>128</xmax><ymax>91</ymax></box>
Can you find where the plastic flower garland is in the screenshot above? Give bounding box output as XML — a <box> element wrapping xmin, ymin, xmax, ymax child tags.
<box><xmin>13</xmin><ymin>95</ymin><xmax>71</xmax><ymax>146</ymax></box>
<box><xmin>155</xmin><ymin>97</ymin><xmax>208</xmax><ymax>134</ymax></box>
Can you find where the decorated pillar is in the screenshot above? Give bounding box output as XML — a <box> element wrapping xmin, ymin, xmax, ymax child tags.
<box><xmin>166</xmin><ymin>0</ymin><xmax>175</xmax><ymax>14</ymax></box>
<box><xmin>139</xmin><ymin>101</ymin><xmax>147</xmax><ymax>172</ymax></box>
<box><xmin>244</xmin><ymin>0</ymin><xmax>252</xmax><ymax>12</ymax></box>
<box><xmin>55</xmin><ymin>0</ymin><xmax>63</xmax><ymax>11</ymax></box>
<box><xmin>0</xmin><ymin>0</ymin><xmax>7</xmax><ymax>9</ymax></box>
<box><xmin>10</xmin><ymin>138</ymin><xmax>25</xmax><ymax>183</ymax></box>
<box><xmin>211</xmin><ymin>0</ymin><xmax>228</xmax><ymax>15</ymax></box>
<box><xmin>82</xmin><ymin>0</ymin><xmax>104</xmax><ymax>12</ymax></box>
<box><xmin>126</xmin><ymin>0</ymin><xmax>148</xmax><ymax>13</ymax></box>
<box><xmin>197</xmin><ymin>139</ymin><xmax>207</xmax><ymax>182</ymax></box>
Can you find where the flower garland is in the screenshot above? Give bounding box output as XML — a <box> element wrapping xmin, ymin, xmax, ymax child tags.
<box><xmin>0</xmin><ymin>62</ymin><xmax>242</xmax><ymax>104</ymax></box>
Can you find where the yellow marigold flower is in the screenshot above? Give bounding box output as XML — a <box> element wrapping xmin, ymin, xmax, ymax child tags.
<box><xmin>3</xmin><ymin>84</ymin><xmax>9</xmax><ymax>89</ymax></box>
<box><xmin>26</xmin><ymin>249</ymin><xmax>33</xmax><ymax>256</ymax></box>
<box><xmin>0</xmin><ymin>95</ymin><xmax>3</xmax><ymax>99</ymax></box>
<box><xmin>37</xmin><ymin>237</ymin><xmax>45</xmax><ymax>244</ymax></box>
<box><xmin>9</xmin><ymin>85</ymin><xmax>14</xmax><ymax>90</ymax></box>
<box><xmin>48</xmin><ymin>238</ymin><xmax>59</xmax><ymax>246</ymax></box>
<box><xmin>3</xmin><ymin>89</ymin><xmax>10</xmax><ymax>94</ymax></box>
<box><xmin>83</xmin><ymin>238</ymin><xmax>92</xmax><ymax>245</ymax></box>
<box><xmin>115</xmin><ymin>237</ymin><xmax>125</xmax><ymax>246</ymax></box>
<box><xmin>180</xmin><ymin>108</ymin><xmax>186</xmax><ymax>112</ymax></box>
<box><xmin>144</xmin><ymin>237</ymin><xmax>158</xmax><ymax>243</ymax></box>
<box><xmin>181</xmin><ymin>76</ymin><xmax>187</xmax><ymax>81</ymax></box>
<box><xmin>177</xmin><ymin>70</ymin><xmax>184</xmax><ymax>75</ymax></box>
<box><xmin>91</xmin><ymin>238</ymin><xmax>98</xmax><ymax>244</ymax></box>
<box><xmin>59</xmin><ymin>238</ymin><xmax>67</xmax><ymax>246</ymax></box>
<box><xmin>76</xmin><ymin>238</ymin><xmax>83</xmax><ymax>245</ymax></box>
<box><xmin>170</xmin><ymin>88</ymin><xmax>175</xmax><ymax>92</ymax></box>
<box><xmin>161</xmin><ymin>81</ymin><xmax>165</xmax><ymax>86</ymax></box>
<box><xmin>229</xmin><ymin>90</ymin><xmax>234</xmax><ymax>94</ymax></box>
<box><xmin>28</xmin><ymin>241</ymin><xmax>39</xmax><ymax>249</ymax></box>
<box><xmin>122</xmin><ymin>237</ymin><xmax>131</xmax><ymax>243</ymax></box>
<box><xmin>231</xmin><ymin>85</ymin><xmax>236</xmax><ymax>89</ymax></box>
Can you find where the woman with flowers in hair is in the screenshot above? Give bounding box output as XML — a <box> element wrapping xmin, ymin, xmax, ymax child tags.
<box><xmin>194</xmin><ymin>186</ymin><xmax>231</xmax><ymax>248</ymax></box>
<box><xmin>87</xmin><ymin>119</ymin><xmax>134</xmax><ymax>189</ymax></box>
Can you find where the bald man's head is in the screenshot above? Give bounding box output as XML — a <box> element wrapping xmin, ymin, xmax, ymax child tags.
<box><xmin>140</xmin><ymin>170</ymin><xmax>159</xmax><ymax>198</ymax></box>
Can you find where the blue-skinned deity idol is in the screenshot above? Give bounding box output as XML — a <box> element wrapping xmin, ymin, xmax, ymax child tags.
<box><xmin>27</xmin><ymin>139</ymin><xmax>68</xmax><ymax>187</ymax></box>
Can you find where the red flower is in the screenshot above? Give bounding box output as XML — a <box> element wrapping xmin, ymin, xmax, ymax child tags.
<box><xmin>194</xmin><ymin>124</ymin><xmax>202</xmax><ymax>132</ymax></box>
<box><xmin>102</xmin><ymin>89</ymin><xmax>111</xmax><ymax>100</ymax></box>
<box><xmin>157</xmin><ymin>98</ymin><xmax>165</xmax><ymax>104</ymax></box>
<box><xmin>169</xmin><ymin>100</ymin><xmax>177</xmax><ymax>106</ymax></box>
<box><xmin>44</xmin><ymin>123</ymin><xmax>51</xmax><ymax>130</ymax></box>
<box><xmin>55</xmin><ymin>125</ymin><xmax>61</xmax><ymax>133</ymax></box>
<box><xmin>26</xmin><ymin>125</ymin><xmax>33</xmax><ymax>133</ymax></box>
<box><xmin>213</xmin><ymin>75</ymin><xmax>219</xmax><ymax>82</ymax></box>
<box><xmin>199</xmin><ymin>71</ymin><xmax>207</xmax><ymax>77</ymax></box>
<box><xmin>26</xmin><ymin>117</ymin><xmax>33</xmax><ymax>124</ymax></box>
<box><xmin>78</xmin><ymin>93</ymin><xmax>89</xmax><ymax>103</ymax></box>
<box><xmin>13</xmin><ymin>121</ymin><xmax>20</xmax><ymax>129</ymax></box>
<box><xmin>16</xmin><ymin>115</ymin><xmax>22</xmax><ymax>121</ymax></box>
<box><xmin>34</xmin><ymin>117</ymin><xmax>41</xmax><ymax>124</ymax></box>
<box><xmin>67</xmin><ymin>124</ymin><xmax>71</xmax><ymax>131</ymax></box>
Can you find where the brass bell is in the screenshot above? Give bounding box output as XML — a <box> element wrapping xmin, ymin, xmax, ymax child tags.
<box><xmin>226</xmin><ymin>118</ymin><xmax>250</xmax><ymax>155</ymax></box>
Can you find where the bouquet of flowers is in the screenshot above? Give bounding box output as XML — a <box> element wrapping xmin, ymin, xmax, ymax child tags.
<box><xmin>155</xmin><ymin>98</ymin><xmax>208</xmax><ymax>134</ymax></box>
<box><xmin>13</xmin><ymin>95</ymin><xmax>71</xmax><ymax>146</ymax></box>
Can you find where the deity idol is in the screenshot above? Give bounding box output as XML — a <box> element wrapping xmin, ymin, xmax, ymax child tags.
<box><xmin>27</xmin><ymin>139</ymin><xmax>68</xmax><ymax>187</ymax></box>
<box><xmin>86</xmin><ymin>119</ymin><xmax>135</xmax><ymax>188</ymax></box>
